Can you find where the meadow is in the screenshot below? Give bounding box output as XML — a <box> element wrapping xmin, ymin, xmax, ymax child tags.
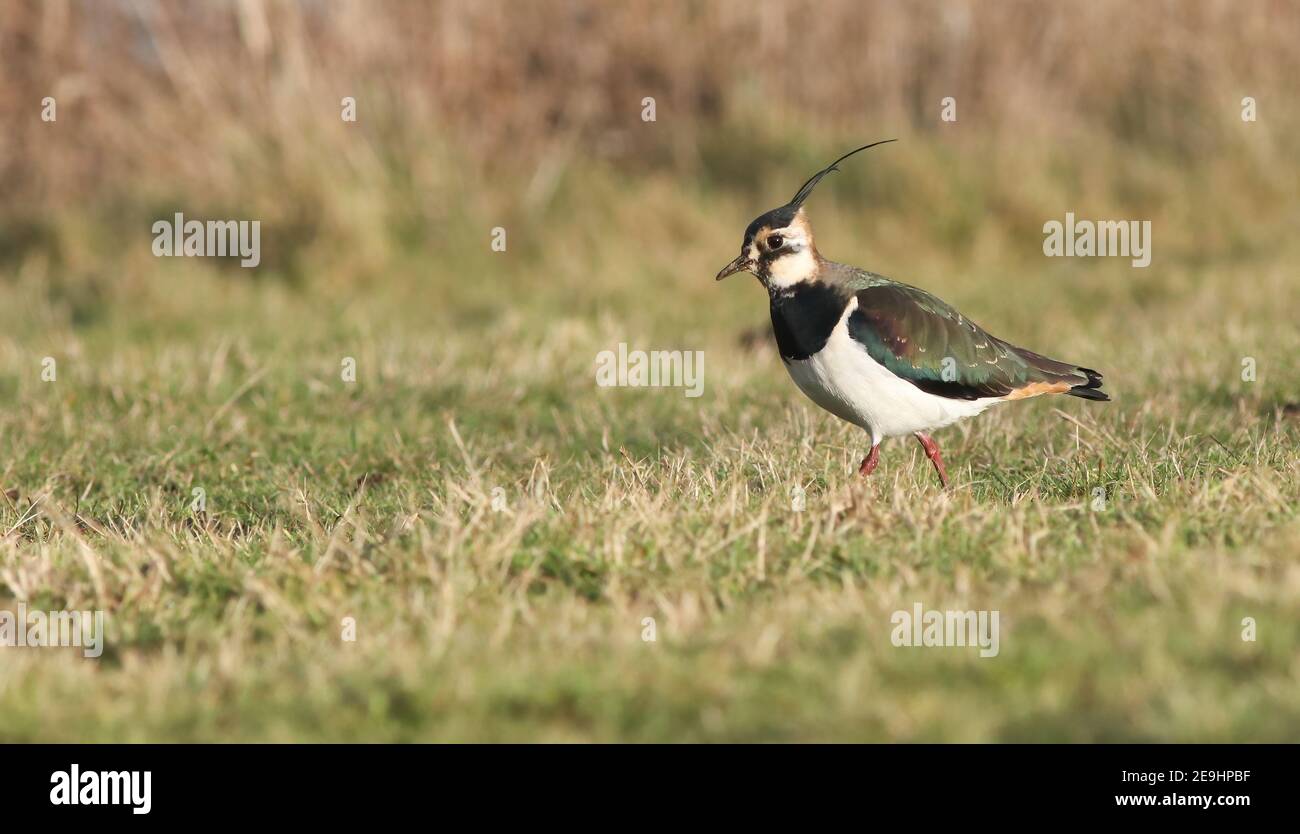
<box><xmin>0</xmin><ymin>1</ymin><xmax>1297</xmax><ymax>742</ymax></box>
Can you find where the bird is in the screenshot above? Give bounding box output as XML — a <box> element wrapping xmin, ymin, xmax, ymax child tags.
<box><xmin>716</xmin><ymin>141</ymin><xmax>1109</xmax><ymax>488</ymax></box>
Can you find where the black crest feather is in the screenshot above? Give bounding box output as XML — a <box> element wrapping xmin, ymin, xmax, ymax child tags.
<box><xmin>787</xmin><ymin>139</ymin><xmax>897</xmax><ymax>209</ymax></box>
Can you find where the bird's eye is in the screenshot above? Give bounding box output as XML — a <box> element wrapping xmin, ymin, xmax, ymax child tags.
<box><xmin>767</xmin><ymin>234</ymin><xmax>784</xmax><ymax>250</ymax></box>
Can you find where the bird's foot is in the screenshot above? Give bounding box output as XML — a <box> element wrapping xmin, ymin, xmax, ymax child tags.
<box><xmin>914</xmin><ymin>432</ymin><xmax>949</xmax><ymax>488</ymax></box>
<box><xmin>858</xmin><ymin>444</ymin><xmax>880</xmax><ymax>476</ymax></box>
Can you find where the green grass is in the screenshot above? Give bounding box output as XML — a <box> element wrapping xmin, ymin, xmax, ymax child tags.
<box><xmin>1</xmin><ymin>139</ymin><xmax>1298</xmax><ymax>742</ymax></box>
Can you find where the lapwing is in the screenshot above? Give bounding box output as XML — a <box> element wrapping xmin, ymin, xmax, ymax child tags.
<box><xmin>716</xmin><ymin>141</ymin><xmax>1109</xmax><ymax>488</ymax></box>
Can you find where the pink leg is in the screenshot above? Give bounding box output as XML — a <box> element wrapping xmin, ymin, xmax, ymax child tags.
<box><xmin>858</xmin><ymin>444</ymin><xmax>880</xmax><ymax>476</ymax></box>
<box><xmin>914</xmin><ymin>432</ymin><xmax>949</xmax><ymax>488</ymax></box>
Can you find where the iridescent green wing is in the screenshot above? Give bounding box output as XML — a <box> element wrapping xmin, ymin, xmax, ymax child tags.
<box><xmin>845</xmin><ymin>280</ymin><xmax>1085</xmax><ymax>400</ymax></box>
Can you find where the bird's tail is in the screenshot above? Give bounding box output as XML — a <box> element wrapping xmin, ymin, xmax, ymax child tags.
<box><xmin>1065</xmin><ymin>366</ymin><xmax>1108</xmax><ymax>401</ymax></box>
<box><xmin>1011</xmin><ymin>346</ymin><xmax>1110</xmax><ymax>402</ymax></box>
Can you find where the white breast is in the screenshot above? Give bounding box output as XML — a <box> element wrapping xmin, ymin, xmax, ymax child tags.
<box><xmin>781</xmin><ymin>298</ymin><xmax>1002</xmax><ymax>444</ymax></box>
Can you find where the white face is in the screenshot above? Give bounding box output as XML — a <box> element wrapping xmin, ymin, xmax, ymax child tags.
<box><xmin>755</xmin><ymin>212</ymin><xmax>818</xmax><ymax>290</ymax></box>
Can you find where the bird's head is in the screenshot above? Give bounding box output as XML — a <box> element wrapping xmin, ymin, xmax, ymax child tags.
<box><xmin>715</xmin><ymin>140</ymin><xmax>896</xmax><ymax>290</ymax></box>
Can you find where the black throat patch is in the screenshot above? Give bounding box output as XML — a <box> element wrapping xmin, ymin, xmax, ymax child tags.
<box><xmin>769</xmin><ymin>281</ymin><xmax>852</xmax><ymax>361</ymax></box>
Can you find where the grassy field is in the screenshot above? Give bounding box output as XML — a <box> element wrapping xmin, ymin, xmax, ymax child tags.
<box><xmin>2</xmin><ymin>2</ymin><xmax>1299</xmax><ymax>742</ymax></box>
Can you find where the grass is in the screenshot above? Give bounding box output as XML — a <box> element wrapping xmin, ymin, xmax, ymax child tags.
<box><xmin>2</xmin><ymin>132</ymin><xmax>1298</xmax><ymax>742</ymax></box>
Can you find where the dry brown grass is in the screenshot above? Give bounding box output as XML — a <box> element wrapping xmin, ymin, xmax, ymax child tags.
<box><xmin>4</xmin><ymin>1</ymin><xmax>1298</xmax><ymax>204</ymax></box>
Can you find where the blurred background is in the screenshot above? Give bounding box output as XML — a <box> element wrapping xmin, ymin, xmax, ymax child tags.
<box><xmin>1</xmin><ymin>1</ymin><xmax>1298</xmax><ymax>741</ymax></box>
<box><xmin>3</xmin><ymin>0</ymin><xmax>1297</xmax><ymax>316</ymax></box>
